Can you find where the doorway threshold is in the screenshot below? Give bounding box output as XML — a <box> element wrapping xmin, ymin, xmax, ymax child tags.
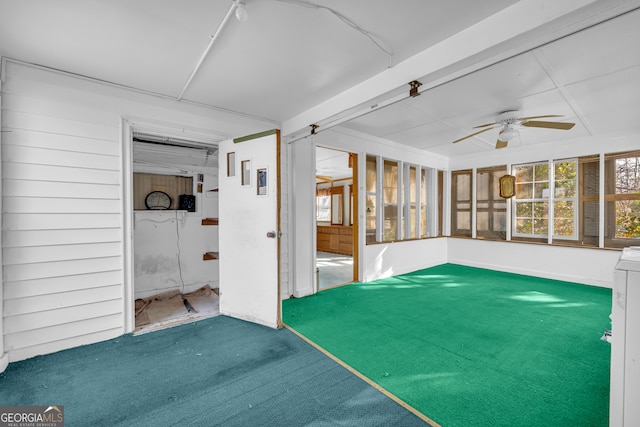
<box><xmin>134</xmin><ymin>286</ymin><xmax>220</xmax><ymax>335</ymax></box>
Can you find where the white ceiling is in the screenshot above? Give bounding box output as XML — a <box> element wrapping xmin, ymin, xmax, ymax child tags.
<box><xmin>1</xmin><ymin>0</ymin><xmax>639</xmax><ymax>162</ymax></box>
<box><xmin>341</xmin><ymin>7</ymin><xmax>640</xmax><ymax>157</ymax></box>
<box><xmin>316</xmin><ymin>146</ymin><xmax>351</xmax><ymax>182</ymax></box>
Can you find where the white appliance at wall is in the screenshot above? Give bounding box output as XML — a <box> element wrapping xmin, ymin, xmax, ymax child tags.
<box><xmin>611</xmin><ymin>246</ymin><xmax>640</xmax><ymax>426</ymax></box>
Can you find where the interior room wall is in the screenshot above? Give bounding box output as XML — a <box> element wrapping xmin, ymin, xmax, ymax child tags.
<box><xmin>133</xmin><ymin>173</ymin><xmax>219</xmax><ymax>299</ymax></box>
<box><xmin>448</xmin><ymin>238</ymin><xmax>620</xmax><ymax>288</ymax></box>
<box><xmin>363</xmin><ymin>238</ymin><xmax>448</xmax><ymax>282</ymax></box>
<box><xmin>0</xmin><ymin>60</ymin><xmax>274</xmax><ymax>363</ymax></box>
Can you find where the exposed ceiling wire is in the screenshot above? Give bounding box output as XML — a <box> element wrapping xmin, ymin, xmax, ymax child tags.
<box><xmin>272</xmin><ymin>0</ymin><xmax>394</xmax><ymax>65</ymax></box>
<box><xmin>178</xmin><ymin>0</ymin><xmax>394</xmax><ymax>102</ymax></box>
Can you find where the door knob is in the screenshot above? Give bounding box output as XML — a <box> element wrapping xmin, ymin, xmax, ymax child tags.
<box><xmin>267</xmin><ymin>231</ymin><xmax>276</xmax><ymax>238</ymax></box>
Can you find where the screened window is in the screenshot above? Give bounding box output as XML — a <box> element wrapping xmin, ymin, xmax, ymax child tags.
<box><xmin>476</xmin><ymin>166</ymin><xmax>507</xmax><ymax>240</ymax></box>
<box><xmin>383</xmin><ymin>160</ymin><xmax>399</xmax><ymax>241</ymax></box>
<box><xmin>451</xmin><ymin>170</ymin><xmax>472</xmax><ymax>236</ymax></box>
<box><xmin>365</xmin><ymin>157</ymin><xmax>440</xmax><ymax>244</ymax></box>
<box><xmin>404</xmin><ymin>165</ymin><xmax>418</xmax><ymax>239</ymax></box>
<box><xmin>366</xmin><ymin>156</ymin><xmax>377</xmax><ymax>243</ymax></box>
<box><xmin>579</xmin><ymin>155</ymin><xmax>600</xmax><ymax>247</ymax></box>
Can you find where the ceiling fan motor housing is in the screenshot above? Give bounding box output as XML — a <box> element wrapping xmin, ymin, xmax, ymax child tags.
<box><xmin>496</xmin><ymin>110</ymin><xmax>520</xmax><ymax>124</ymax></box>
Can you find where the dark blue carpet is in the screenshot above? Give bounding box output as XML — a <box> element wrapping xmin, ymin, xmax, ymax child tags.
<box><xmin>0</xmin><ymin>315</ymin><xmax>429</xmax><ymax>426</ymax></box>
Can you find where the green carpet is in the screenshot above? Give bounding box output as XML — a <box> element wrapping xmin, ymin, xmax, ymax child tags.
<box><xmin>0</xmin><ymin>315</ymin><xmax>429</xmax><ymax>426</ymax></box>
<box><xmin>283</xmin><ymin>263</ymin><xmax>612</xmax><ymax>427</ymax></box>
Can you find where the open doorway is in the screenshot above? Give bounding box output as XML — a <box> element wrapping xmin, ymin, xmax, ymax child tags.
<box><xmin>315</xmin><ymin>147</ymin><xmax>357</xmax><ymax>289</ymax></box>
<box><xmin>129</xmin><ymin>130</ymin><xmax>222</xmax><ymax>334</ymax></box>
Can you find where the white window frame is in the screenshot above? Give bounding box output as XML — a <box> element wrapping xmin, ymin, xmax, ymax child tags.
<box><xmin>512</xmin><ymin>161</ymin><xmax>550</xmax><ymax>239</ymax></box>
<box><xmin>512</xmin><ymin>159</ymin><xmax>579</xmax><ymax>240</ymax></box>
<box><xmin>551</xmin><ymin>158</ymin><xmax>579</xmax><ymax>241</ymax></box>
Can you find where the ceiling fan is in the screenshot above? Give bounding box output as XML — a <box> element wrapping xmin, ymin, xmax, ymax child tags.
<box><xmin>452</xmin><ymin>110</ymin><xmax>575</xmax><ymax>149</ymax></box>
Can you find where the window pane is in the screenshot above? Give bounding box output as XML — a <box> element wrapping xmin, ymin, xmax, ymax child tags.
<box><xmin>317</xmin><ymin>196</ymin><xmax>330</xmax><ymax>221</ymax></box>
<box><xmin>477</xmin><ymin>171</ymin><xmax>489</xmax><ymax>200</ymax></box>
<box><xmin>516</xmin><ymin>218</ymin><xmax>532</xmax><ymax>234</ymax></box>
<box><xmin>366</xmin><ymin>156</ymin><xmax>378</xmax><ymax>244</ymax></box>
<box><xmin>409</xmin><ymin>205</ymin><xmax>417</xmax><ymax>238</ymax></box>
<box><xmin>420</xmin><ymin>168</ymin><xmax>427</xmax><ymax>238</ymax></box>
<box><xmin>533</xmin><ymin>201</ymin><xmax>548</xmax><ymax>219</ymax></box>
<box><xmin>515</xmin><ymin>165</ymin><xmax>532</xmax><ymax>182</ymax></box>
<box><xmin>493</xmin><ymin>212</ymin><xmax>506</xmax><ymax>232</ymax></box>
<box><xmin>535</xmin><ymin>163</ymin><xmax>549</xmax><ymax>181</ymax></box>
<box><xmin>615</xmin><ymin>156</ymin><xmax>640</xmax><ymax>195</ymax></box>
<box><xmin>366</xmin><ymin>156</ymin><xmax>377</xmax><ymax>193</ymax></box>
<box><xmin>409</xmin><ymin>166</ymin><xmax>417</xmax><ymax>204</ymax></box>
<box><xmin>477</xmin><ymin>212</ymin><xmax>489</xmax><ymax>231</ymax></box>
<box><xmin>554</xmin><ymin>219</ymin><xmax>574</xmax><ymax>237</ymax></box>
<box><xmin>451</xmin><ymin>170</ymin><xmax>472</xmax><ymax>236</ymax></box>
<box><xmin>516</xmin><ymin>183</ymin><xmax>532</xmax><ymax>199</ymax></box>
<box><xmin>383</xmin><ymin>160</ymin><xmax>398</xmax><ymax>241</ymax></box>
<box><xmin>477</xmin><ymin>166</ymin><xmax>507</xmax><ymax>240</ymax></box>
<box><xmin>616</xmin><ymin>200</ymin><xmax>640</xmax><ymax>238</ymax></box>
<box><xmin>384</xmin><ymin>204</ymin><xmax>398</xmax><ymax>241</ymax></box>
<box><xmin>516</xmin><ymin>202</ymin><xmax>532</xmax><ymax>217</ymax></box>
<box><xmin>456</xmin><ymin>174</ymin><xmax>471</xmax><ymax>201</ymax></box>
<box><xmin>533</xmin><ymin>218</ymin><xmax>549</xmax><ymax>235</ymax></box>
<box><xmin>457</xmin><ymin>212</ymin><xmax>471</xmax><ymax>230</ymax></box>
<box><xmin>555</xmin><ymin>200</ymin><xmax>574</xmax><ymax>217</ymax></box>
<box><xmin>534</xmin><ymin>181</ymin><xmax>550</xmax><ymax>198</ymax></box>
<box><xmin>383</xmin><ymin>161</ymin><xmax>398</xmax><ymax>203</ymax></box>
<box><xmin>578</xmin><ymin>155</ymin><xmax>600</xmax><ymax>246</ymax></box>
<box><xmin>366</xmin><ymin>194</ymin><xmax>376</xmax><ymax>243</ymax></box>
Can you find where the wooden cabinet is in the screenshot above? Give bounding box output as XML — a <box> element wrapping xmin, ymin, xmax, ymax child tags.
<box><xmin>317</xmin><ymin>225</ymin><xmax>353</xmax><ymax>256</ymax></box>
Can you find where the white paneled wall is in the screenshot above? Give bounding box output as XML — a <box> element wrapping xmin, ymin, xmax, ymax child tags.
<box><xmin>1</xmin><ymin>60</ymin><xmax>274</xmax><ymax>362</ymax></box>
<box><xmin>2</xmin><ymin>90</ymin><xmax>123</xmax><ymax>362</ymax></box>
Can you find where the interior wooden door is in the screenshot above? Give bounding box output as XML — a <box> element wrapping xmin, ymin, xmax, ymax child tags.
<box><xmin>218</xmin><ymin>130</ymin><xmax>281</xmax><ymax>328</ymax></box>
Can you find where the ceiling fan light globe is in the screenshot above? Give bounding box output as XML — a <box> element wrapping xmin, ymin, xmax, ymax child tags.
<box><xmin>499</xmin><ymin>128</ymin><xmax>519</xmax><ymax>142</ymax></box>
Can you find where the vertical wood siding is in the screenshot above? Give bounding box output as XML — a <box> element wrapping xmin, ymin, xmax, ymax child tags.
<box><xmin>2</xmin><ymin>71</ymin><xmax>124</xmax><ymax>362</ymax></box>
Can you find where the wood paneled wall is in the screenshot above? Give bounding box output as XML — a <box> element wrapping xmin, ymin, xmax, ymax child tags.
<box><xmin>133</xmin><ymin>173</ymin><xmax>193</xmax><ymax>210</ymax></box>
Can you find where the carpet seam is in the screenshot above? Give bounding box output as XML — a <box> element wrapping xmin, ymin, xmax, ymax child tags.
<box><xmin>283</xmin><ymin>322</ymin><xmax>440</xmax><ymax>427</ymax></box>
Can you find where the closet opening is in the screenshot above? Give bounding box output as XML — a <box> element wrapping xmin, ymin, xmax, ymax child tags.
<box><xmin>130</xmin><ymin>131</ymin><xmax>221</xmax><ymax>334</ymax></box>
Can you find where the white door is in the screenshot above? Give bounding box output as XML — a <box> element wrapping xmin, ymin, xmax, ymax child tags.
<box><xmin>218</xmin><ymin>130</ymin><xmax>281</xmax><ymax>328</ymax></box>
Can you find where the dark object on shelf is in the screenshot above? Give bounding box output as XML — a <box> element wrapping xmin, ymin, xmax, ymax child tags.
<box><xmin>179</xmin><ymin>194</ymin><xmax>196</xmax><ymax>212</ymax></box>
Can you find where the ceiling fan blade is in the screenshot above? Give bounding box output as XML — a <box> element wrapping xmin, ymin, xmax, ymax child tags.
<box><xmin>495</xmin><ymin>139</ymin><xmax>509</xmax><ymax>149</ymax></box>
<box><xmin>517</xmin><ymin>114</ymin><xmax>563</xmax><ymax>121</ymax></box>
<box><xmin>521</xmin><ymin>120</ymin><xmax>575</xmax><ymax>130</ymax></box>
<box><xmin>473</xmin><ymin>121</ymin><xmax>498</xmax><ymax>129</ymax></box>
<box><xmin>452</xmin><ymin>126</ymin><xmax>497</xmax><ymax>144</ymax></box>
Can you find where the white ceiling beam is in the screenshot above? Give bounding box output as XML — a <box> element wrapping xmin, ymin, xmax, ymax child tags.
<box><xmin>282</xmin><ymin>0</ymin><xmax>637</xmax><ymax>138</ymax></box>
